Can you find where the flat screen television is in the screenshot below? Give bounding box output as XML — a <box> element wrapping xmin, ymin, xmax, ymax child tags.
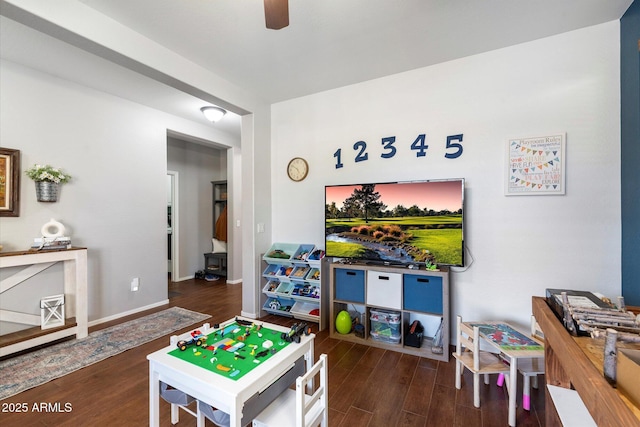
<box><xmin>325</xmin><ymin>179</ymin><xmax>464</xmax><ymax>267</ymax></box>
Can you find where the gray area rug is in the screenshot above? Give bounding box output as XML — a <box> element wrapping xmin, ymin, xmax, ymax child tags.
<box><xmin>0</xmin><ymin>306</ymin><xmax>210</xmax><ymax>400</ymax></box>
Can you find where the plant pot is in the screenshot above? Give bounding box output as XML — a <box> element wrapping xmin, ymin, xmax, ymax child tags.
<box><xmin>35</xmin><ymin>181</ymin><xmax>59</xmax><ymax>202</ymax></box>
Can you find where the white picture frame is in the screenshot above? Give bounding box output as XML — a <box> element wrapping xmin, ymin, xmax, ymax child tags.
<box><xmin>506</xmin><ymin>133</ymin><xmax>566</xmax><ymax>196</ymax></box>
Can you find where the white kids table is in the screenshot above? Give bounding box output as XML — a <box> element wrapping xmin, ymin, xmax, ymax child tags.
<box><xmin>147</xmin><ymin>316</ymin><xmax>315</xmax><ymax>427</ymax></box>
<box><xmin>467</xmin><ymin>321</ymin><xmax>545</xmax><ymax>427</ymax></box>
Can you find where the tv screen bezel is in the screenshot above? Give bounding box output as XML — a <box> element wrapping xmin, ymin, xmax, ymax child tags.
<box><xmin>324</xmin><ymin>178</ymin><xmax>465</xmax><ymax>267</ymax></box>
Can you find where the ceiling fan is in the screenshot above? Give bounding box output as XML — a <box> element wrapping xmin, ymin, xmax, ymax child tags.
<box><xmin>264</xmin><ymin>0</ymin><xmax>289</xmax><ymax>30</ymax></box>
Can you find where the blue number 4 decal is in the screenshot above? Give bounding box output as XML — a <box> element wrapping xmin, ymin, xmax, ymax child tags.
<box><xmin>411</xmin><ymin>134</ymin><xmax>428</xmax><ymax>157</ymax></box>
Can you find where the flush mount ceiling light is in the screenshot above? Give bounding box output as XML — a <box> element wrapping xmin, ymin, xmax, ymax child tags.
<box><xmin>200</xmin><ymin>106</ymin><xmax>227</xmax><ymax>123</ymax></box>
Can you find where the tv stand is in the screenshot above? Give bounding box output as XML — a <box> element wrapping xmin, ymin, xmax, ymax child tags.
<box><xmin>329</xmin><ymin>262</ymin><xmax>449</xmax><ymax>361</ymax></box>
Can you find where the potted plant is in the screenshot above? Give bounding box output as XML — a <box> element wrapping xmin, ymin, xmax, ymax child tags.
<box><xmin>25</xmin><ymin>164</ymin><xmax>71</xmax><ymax>202</ymax></box>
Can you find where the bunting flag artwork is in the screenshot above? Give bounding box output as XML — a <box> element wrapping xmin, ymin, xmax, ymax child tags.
<box><xmin>506</xmin><ymin>133</ymin><xmax>566</xmax><ymax>195</ymax></box>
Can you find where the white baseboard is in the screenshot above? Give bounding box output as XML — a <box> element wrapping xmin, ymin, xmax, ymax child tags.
<box><xmin>241</xmin><ymin>310</ymin><xmax>258</xmax><ymax>319</ymax></box>
<box><xmin>88</xmin><ymin>299</ymin><xmax>170</xmax><ymax>327</ymax></box>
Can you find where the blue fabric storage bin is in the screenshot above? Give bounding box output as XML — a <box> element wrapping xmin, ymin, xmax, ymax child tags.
<box><xmin>403</xmin><ymin>274</ymin><xmax>443</xmax><ymax>314</ymax></box>
<box><xmin>334</xmin><ymin>269</ymin><xmax>365</xmax><ymax>303</ymax></box>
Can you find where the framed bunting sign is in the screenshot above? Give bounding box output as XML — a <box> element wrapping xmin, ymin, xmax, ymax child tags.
<box><xmin>506</xmin><ymin>133</ymin><xmax>566</xmax><ymax>196</ymax></box>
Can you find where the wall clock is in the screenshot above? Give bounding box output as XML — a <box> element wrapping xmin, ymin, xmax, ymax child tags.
<box><xmin>287</xmin><ymin>157</ymin><xmax>309</xmax><ymax>182</ymax></box>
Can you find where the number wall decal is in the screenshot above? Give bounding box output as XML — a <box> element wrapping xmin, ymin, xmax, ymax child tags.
<box><xmin>333</xmin><ymin>148</ymin><xmax>343</xmax><ymax>169</ymax></box>
<box><xmin>333</xmin><ymin>133</ymin><xmax>464</xmax><ymax>169</ymax></box>
<box><xmin>444</xmin><ymin>134</ymin><xmax>464</xmax><ymax>159</ymax></box>
<box><xmin>381</xmin><ymin>136</ymin><xmax>397</xmax><ymax>158</ymax></box>
<box><xmin>353</xmin><ymin>141</ymin><xmax>369</xmax><ymax>163</ymax></box>
<box><xmin>410</xmin><ymin>134</ymin><xmax>428</xmax><ymax>157</ymax></box>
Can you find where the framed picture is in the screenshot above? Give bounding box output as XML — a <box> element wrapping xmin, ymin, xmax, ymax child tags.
<box><xmin>506</xmin><ymin>133</ymin><xmax>566</xmax><ymax>196</ymax></box>
<box><xmin>0</xmin><ymin>147</ymin><xmax>21</xmax><ymax>216</ymax></box>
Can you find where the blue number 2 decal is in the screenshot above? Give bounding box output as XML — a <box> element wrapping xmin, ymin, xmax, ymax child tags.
<box><xmin>354</xmin><ymin>141</ymin><xmax>368</xmax><ymax>163</ymax></box>
<box><xmin>445</xmin><ymin>134</ymin><xmax>463</xmax><ymax>159</ymax></box>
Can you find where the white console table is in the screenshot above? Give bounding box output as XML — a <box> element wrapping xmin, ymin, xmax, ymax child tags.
<box><xmin>0</xmin><ymin>248</ymin><xmax>88</xmax><ymax>357</ymax></box>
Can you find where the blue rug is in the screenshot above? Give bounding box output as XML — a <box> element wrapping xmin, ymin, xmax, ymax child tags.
<box><xmin>0</xmin><ymin>306</ymin><xmax>210</xmax><ymax>400</ymax></box>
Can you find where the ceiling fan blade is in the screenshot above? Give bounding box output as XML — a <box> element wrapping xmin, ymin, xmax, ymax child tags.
<box><xmin>264</xmin><ymin>0</ymin><xmax>289</xmax><ymax>30</ymax></box>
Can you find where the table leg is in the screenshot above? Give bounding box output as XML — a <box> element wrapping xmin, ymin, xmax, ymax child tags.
<box><xmin>509</xmin><ymin>358</ymin><xmax>517</xmax><ymax>426</ymax></box>
<box><xmin>305</xmin><ymin>341</ymin><xmax>315</xmax><ymax>393</ymax></box>
<box><xmin>196</xmin><ymin>407</ymin><xmax>205</xmax><ymax>427</ymax></box>
<box><xmin>149</xmin><ymin>364</ymin><xmax>160</xmax><ymax>427</ymax></box>
<box><xmin>230</xmin><ymin>402</ymin><xmax>242</xmax><ymax>427</ymax></box>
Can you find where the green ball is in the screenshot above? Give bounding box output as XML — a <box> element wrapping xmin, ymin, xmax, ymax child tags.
<box><xmin>335</xmin><ymin>311</ymin><xmax>352</xmax><ymax>334</ymax></box>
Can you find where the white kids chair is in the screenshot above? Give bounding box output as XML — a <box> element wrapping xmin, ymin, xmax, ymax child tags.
<box><xmin>453</xmin><ymin>315</ymin><xmax>511</xmax><ymax>407</ymax></box>
<box><xmin>252</xmin><ymin>354</ymin><xmax>328</xmax><ymax>427</ymax></box>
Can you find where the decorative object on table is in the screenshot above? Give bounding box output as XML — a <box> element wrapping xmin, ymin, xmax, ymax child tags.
<box><xmin>603</xmin><ymin>328</ymin><xmax>618</xmax><ymax>385</ymax></box>
<box><xmin>425</xmin><ymin>259</ymin><xmax>438</xmax><ymax>270</ymax></box>
<box><xmin>40</xmin><ymin>294</ymin><xmax>65</xmax><ymax>329</ymax></box>
<box><xmin>25</xmin><ymin>163</ymin><xmax>71</xmax><ymax>202</ymax></box>
<box><xmin>505</xmin><ymin>133</ymin><xmax>566</xmax><ymax>196</ymax></box>
<box><xmin>547</xmin><ymin>289</ymin><xmax>640</xmax><ymax>341</ymax></box>
<box><xmin>31</xmin><ymin>218</ymin><xmax>72</xmax><ymax>250</ymax></box>
<box><xmin>0</xmin><ymin>147</ymin><xmax>20</xmax><ymax>217</ymax></box>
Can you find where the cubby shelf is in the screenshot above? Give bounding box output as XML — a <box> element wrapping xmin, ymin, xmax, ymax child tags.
<box><xmin>329</xmin><ymin>262</ymin><xmax>450</xmax><ymax>361</ymax></box>
<box><xmin>260</xmin><ymin>243</ymin><xmax>328</xmax><ymax>330</ymax></box>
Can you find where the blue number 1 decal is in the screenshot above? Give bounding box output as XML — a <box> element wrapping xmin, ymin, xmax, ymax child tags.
<box><xmin>381</xmin><ymin>136</ymin><xmax>397</xmax><ymax>159</ymax></box>
<box><xmin>354</xmin><ymin>141</ymin><xmax>368</xmax><ymax>163</ymax></box>
<box><xmin>444</xmin><ymin>134</ymin><xmax>464</xmax><ymax>159</ymax></box>
<box><xmin>333</xmin><ymin>148</ymin><xmax>343</xmax><ymax>169</ymax></box>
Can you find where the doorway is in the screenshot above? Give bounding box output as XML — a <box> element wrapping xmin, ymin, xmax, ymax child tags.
<box><xmin>167</xmin><ymin>134</ymin><xmax>234</xmax><ymax>283</ymax></box>
<box><xmin>167</xmin><ymin>170</ymin><xmax>179</xmax><ymax>282</ymax></box>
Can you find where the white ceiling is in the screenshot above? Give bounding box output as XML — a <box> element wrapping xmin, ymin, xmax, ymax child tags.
<box><xmin>77</xmin><ymin>0</ymin><xmax>632</xmax><ymax>102</ymax></box>
<box><xmin>1</xmin><ymin>0</ymin><xmax>633</xmax><ymax>139</ymax></box>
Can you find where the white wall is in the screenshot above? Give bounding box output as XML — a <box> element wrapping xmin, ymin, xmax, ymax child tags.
<box><xmin>0</xmin><ymin>59</ymin><xmax>237</xmax><ymax>324</ymax></box>
<box><xmin>270</xmin><ymin>22</ymin><xmax>621</xmax><ymax>330</ymax></box>
<box><xmin>1</xmin><ymin>0</ymin><xmax>271</xmax><ymax>319</ymax></box>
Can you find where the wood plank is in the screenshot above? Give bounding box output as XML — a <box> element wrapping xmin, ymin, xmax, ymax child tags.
<box><xmin>533</xmin><ymin>296</ymin><xmax>640</xmax><ymax>427</ymax></box>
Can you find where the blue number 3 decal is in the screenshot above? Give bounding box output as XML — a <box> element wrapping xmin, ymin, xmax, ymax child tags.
<box><xmin>381</xmin><ymin>136</ymin><xmax>396</xmax><ymax>158</ymax></box>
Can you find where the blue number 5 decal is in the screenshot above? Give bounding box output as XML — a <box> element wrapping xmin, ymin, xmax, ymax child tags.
<box><xmin>445</xmin><ymin>134</ymin><xmax>464</xmax><ymax>159</ymax></box>
<box><xmin>354</xmin><ymin>141</ymin><xmax>368</xmax><ymax>163</ymax></box>
<box><xmin>381</xmin><ymin>136</ymin><xmax>396</xmax><ymax>159</ymax></box>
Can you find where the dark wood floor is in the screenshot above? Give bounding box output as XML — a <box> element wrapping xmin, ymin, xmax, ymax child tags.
<box><xmin>0</xmin><ymin>279</ymin><xmax>545</xmax><ymax>426</ymax></box>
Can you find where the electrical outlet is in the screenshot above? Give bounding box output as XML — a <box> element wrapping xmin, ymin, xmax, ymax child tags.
<box><xmin>131</xmin><ymin>277</ymin><xmax>139</xmax><ymax>292</ymax></box>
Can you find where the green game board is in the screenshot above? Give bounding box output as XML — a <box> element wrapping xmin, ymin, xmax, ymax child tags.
<box><xmin>168</xmin><ymin>322</ymin><xmax>291</xmax><ymax>381</ymax></box>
